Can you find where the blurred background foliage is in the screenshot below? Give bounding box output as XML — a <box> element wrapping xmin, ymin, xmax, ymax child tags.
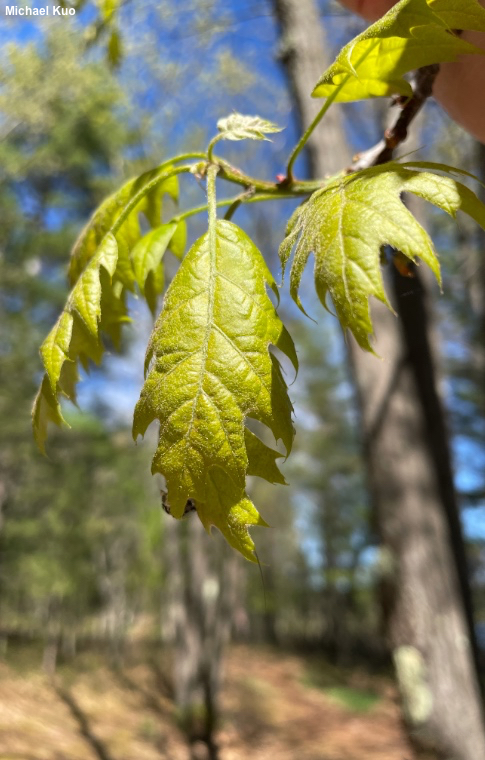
<box><xmin>1</xmin><ymin>2</ymin><xmax>485</xmax><ymax>759</ymax></box>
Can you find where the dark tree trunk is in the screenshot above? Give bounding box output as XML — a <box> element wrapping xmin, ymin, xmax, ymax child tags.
<box><xmin>466</xmin><ymin>142</ymin><xmax>485</xmax><ymax>387</ymax></box>
<box><xmin>475</xmin><ymin>142</ymin><xmax>485</xmax><ymax>353</ymax></box>
<box><xmin>273</xmin><ymin>0</ymin><xmax>485</xmax><ymax>757</ymax></box>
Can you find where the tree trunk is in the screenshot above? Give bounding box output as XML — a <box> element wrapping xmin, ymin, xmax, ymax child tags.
<box><xmin>42</xmin><ymin>632</ymin><xmax>59</xmax><ymax>677</ymax></box>
<box><xmin>354</xmin><ymin>274</ymin><xmax>485</xmax><ymax>759</ymax></box>
<box><xmin>473</xmin><ymin>142</ymin><xmax>485</xmax><ymax>357</ymax></box>
<box><xmin>96</xmin><ymin>544</ymin><xmax>128</xmax><ymax>667</ymax></box>
<box><xmin>451</xmin><ymin>140</ymin><xmax>485</xmax><ymax>508</ymax></box>
<box><xmin>273</xmin><ymin>1</ymin><xmax>485</xmax><ymax>757</ymax></box>
<box><xmin>163</xmin><ymin>516</ymin><xmax>237</xmax><ymax>760</ymax></box>
<box><xmin>275</xmin><ymin>0</ymin><xmax>349</xmax><ymax>176</ymax></box>
<box><xmin>465</xmin><ymin>142</ymin><xmax>485</xmax><ymax>393</ymax></box>
<box><xmin>42</xmin><ymin>597</ymin><xmax>60</xmax><ymax>677</ymax></box>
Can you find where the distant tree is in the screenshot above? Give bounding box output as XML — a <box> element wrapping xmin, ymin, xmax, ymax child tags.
<box><xmin>273</xmin><ymin>0</ymin><xmax>485</xmax><ymax>757</ymax></box>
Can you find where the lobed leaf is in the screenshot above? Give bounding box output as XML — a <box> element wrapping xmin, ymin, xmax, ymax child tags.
<box><xmin>33</xmin><ymin>163</ymin><xmax>186</xmax><ymax>451</ymax></box>
<box><xmin>130</xmin><ymin>218</ymin><xmax>186</xmax><ymax>314</ymax></box>
<box><xmin>33</xmin><ymin>234</ymin><xmax>119</xmax><ymax>450</ymax></box>
<box><xmin>131</xmin><ymin>224</ymin><xmax>176</xmax><ymax>301</ymax></box>
<box><xmin>312</xmin><ymin>0</ymin><xmax>485</xmax><ymax>103</ymax></box>
<box><xmin>245</xmin><ymin>428</ymin><xmax>287</xmax><ymax>486</ymax></box>
<box><xmin>280</xmin><ymin>162</ymin><xmax>485</xmax><ymax>351</ymax></box>
<box><xmin>133</xmin><ymin>219</ymin><xmax>296</xmax><ymax>560</ymax></box>
<box><xmin>217</xmin><ymin>113</ymin><xmax>283</xmax><ymax>142</ymax></box>
<box><xmin>32</xmin><ymin>376</ymin><xmax>67</xmax><ymax>455</ymax></box>
<box><xmin>68</xmin><ymin>165</ymin><xmax>179</xmax><ymax>288</ymax></box>
<box><xmin>168</xmin><ymin>218</ymin><xmax>187</xmax><ymax>260</ymax></box>
<box><xmin>198</xmin><ymin>470</ymin><xmax>269</xmax><ymax>561</ymax></box>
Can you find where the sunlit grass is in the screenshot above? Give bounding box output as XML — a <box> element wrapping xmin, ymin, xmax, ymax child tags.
<box><xmin>301</xmin><ymin>659</ymin><xmax>381</xmax><ymax>713</ymax></box>
<box><xmin>324</xmin><ymin>685</ymin><xmax>380</xmax><ymax>713</ymax></box>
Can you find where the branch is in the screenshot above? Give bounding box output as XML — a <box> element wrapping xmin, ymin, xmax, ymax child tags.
<box><xmin>348</xmin><ymin>64</ymin><xmax>440</xmax><ymax>172</ymax></box>
<box><xmin>213</xmin><ymin>155</ymin><xmax>334</xmax><ymax>195</ymax></box>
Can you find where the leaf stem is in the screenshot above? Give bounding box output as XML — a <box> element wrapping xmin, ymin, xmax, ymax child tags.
<box><xmin>110</xmin><ymin>165</ymin><xmax>193</xmax><ymax>237</ymax></box>
<box><xmin>285</xmin><ymin>91</ymin><xmax>341</xmax><ymax>180</ymax></box>
<box><xmin>170</xmin><ymin>190</ymin><xmax>314</xmax><ymax>226</ymax></box>
<box><xmin>284</xmin><ymin>45</ymin><xmax>376</xmax><ymax>180</ymax></box>
<box><xmin>207</xmin><ymin>163</ymin><xmax>220</xmax><ymax>249</ymax></box>
<box><xmin>172</xmin><ymin>199</ymin><xmax>238</xmax><ymax>223</ymax></box>
<box><xmin>207</xmin><ymin>134</ymin><xmax>224</xmax><ymax>163</ymax></box>
<box><xmin>224</xmin><ymin>187</ymin><xmax>255</xmax><ymax>221</ymax></box>
<box><xmin>169</xmin><ymin>151</ymin><xmax>207</xmax><ymax>164</ymax></box>
<box><xmin>108</xmin><ymin>151</ymin><xmax>338</xmax><ymax>245</ymax></box>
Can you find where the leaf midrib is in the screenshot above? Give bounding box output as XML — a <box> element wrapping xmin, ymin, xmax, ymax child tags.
<box><xmin>182</xmin><ymin>236</ymin><xmax>216</xmax><ymax>476</ymax></box>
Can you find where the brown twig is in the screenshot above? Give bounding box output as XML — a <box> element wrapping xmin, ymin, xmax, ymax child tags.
<box><xmin>348</xmin><ymin>64</ymin><xmax>440</xmax><ymax>171</ymax></box>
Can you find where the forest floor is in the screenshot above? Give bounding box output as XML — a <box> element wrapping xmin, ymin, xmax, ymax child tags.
<box><xmin>0</xmin><ymin>643</ymin><xmax>414</xmax><ymax>760</ymax></box>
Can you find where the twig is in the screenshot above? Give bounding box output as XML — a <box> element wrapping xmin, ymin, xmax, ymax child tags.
<box><xmin>348</xmin><ymin>64</ymin><xmax>440</xmax><ymax>172</ymax></box>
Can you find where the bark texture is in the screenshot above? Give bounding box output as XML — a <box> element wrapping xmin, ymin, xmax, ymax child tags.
<box><xmin>273</xmin><ymin>1</ymin><xmax>485</xmax><ymax>757</ymax></box>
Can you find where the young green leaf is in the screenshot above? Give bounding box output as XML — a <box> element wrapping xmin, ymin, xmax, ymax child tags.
<box><xmin>312</xmin><ymin>0</ymin><xmax>485</xmax><ymax>103</ymax></box>
<box><xmin>217</xmin><ymin>113</ymin><xmax>283</xmax><ymax>142</ymax></box>
<box><xmin>68</xmin><ymin>165</ymin><xmax>180</xmax><ymax>288</ymax></box>
<box><xmin>168</xmin><ymin>219</ymin><xmax>187</xmax><ymax>260</ymax></box>
<box><xmin>133</xmin><ymin>219</ymin><xmax>296</xmax><ymax>560</ymax></box>
<box><xmin>131</xmin><ymin>223</ymin><xmax>177</xmax><ymax>301</ymax></box>
<box><xmin>32</xmin><ymin>376</ymin><xmax>66</xmax><ymax>455</ymax></box>
<box><xmin>33</xmin><ymin>162</ymin><xmax>188</xmax><ymax>450</ymax></box>
<box><xmin>280</xmin><ymin>162</ymin><xmax>485</xmax><ymax>351</ymax></box>
<box><xmin>245</xmin><ymin>428</ymin><xmax>287</xmax><ymax>486</ymax></box>
<box><xmin>198</xmin><ymin>470</ymin><xmax>269</xmax><ymax>562</ymax></box>
<box><xmin>33</xmin><ymin>233</ymin><xmax>119</xmax><ymax>450</ymax></box>
<box><xmin>130</xmin><ymin>217</ymin><xmax>188</xmax><ymax>314</ymax></box>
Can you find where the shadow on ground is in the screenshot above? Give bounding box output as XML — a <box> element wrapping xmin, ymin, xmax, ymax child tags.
<box><xmin>56</xmin><ymin>685</ymin><xmax>116</xmax><ymax>760</ymax></box>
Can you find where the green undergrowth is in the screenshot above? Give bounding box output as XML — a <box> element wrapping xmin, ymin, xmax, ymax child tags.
<box><xmin>323</xmin><ymin>685</ymin><xmax>381</xmax><ymax>713</ymax></box>
<box><xmin>301</xmin><ymin>659</ymin><xmax>381</xmax><ymax>713</ymax></box>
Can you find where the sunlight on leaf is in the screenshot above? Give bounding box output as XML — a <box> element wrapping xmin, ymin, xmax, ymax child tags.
<box><xmin>217</xmin><ymin>113</ymin><xmax>283</xmax><ymax>141</ymax></box>
<box><xmin>313</xmin><ymin>0</ymin><xmax>485</xmax><ymax>102</ymax></box>
<box><xmin>133</xmin><ymin>219</ymin><xmax>296</xmax><ymax>560</ymax></box>
<box><xmin>69</xmin><ymin>165</ymin><xmax>179</xmax><ymax>287</ymax></box>
<box><xmin>280</xmin><ymin>162</ymin><xmax>485</xmax><ymax>351</ymax></box>
<box><xmin>33</xmin><ymin>165</ymin><xmax>184</xmax><ymax>451</ymax></box>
